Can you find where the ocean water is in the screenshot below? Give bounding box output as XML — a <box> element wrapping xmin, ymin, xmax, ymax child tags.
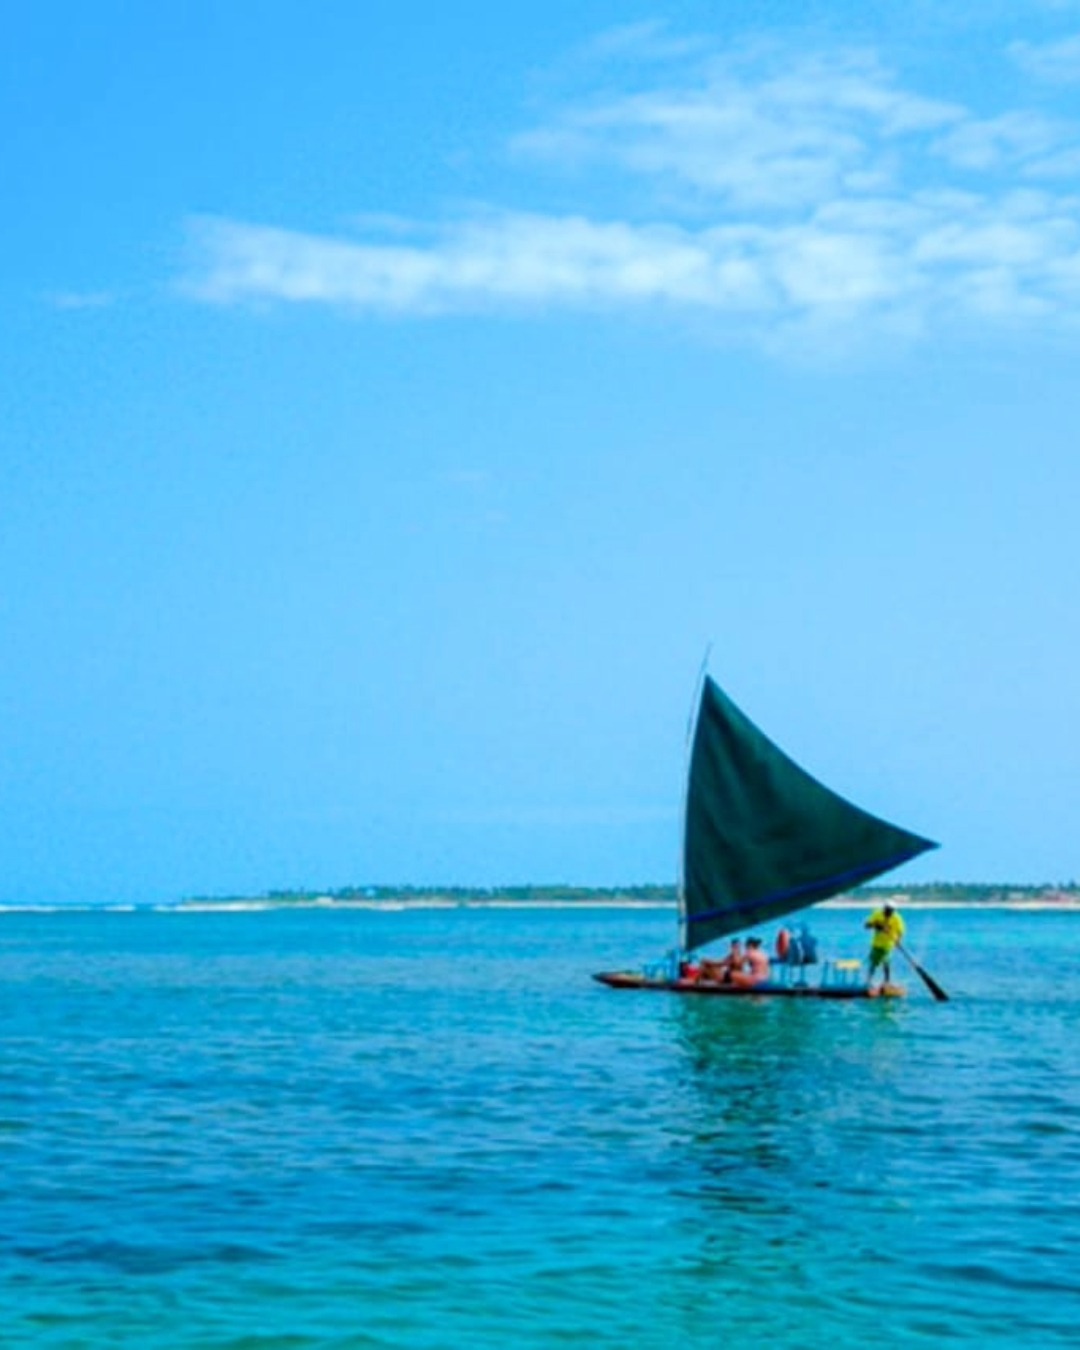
<box><xmin>1</xmin><ymin>905</ymin><xmax>1077</xmax><ymax>1348</ymax></box>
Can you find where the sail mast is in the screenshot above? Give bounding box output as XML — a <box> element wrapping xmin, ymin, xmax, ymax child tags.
<box><xmin>676</xmin><ymin>649</ymin><xmax>713</xmax><ymax>953</ymax></box>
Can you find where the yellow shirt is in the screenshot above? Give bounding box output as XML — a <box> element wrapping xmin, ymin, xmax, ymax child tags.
<box><xmin>868</xmin><ymin>909</ymin><xmax>905</xmax><ymax>952</ymax></box>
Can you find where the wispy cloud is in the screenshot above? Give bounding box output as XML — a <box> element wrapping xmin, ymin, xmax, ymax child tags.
<box><xmin>571</xmin><ymin>19</ymin><xmax>709</xmax><ymax>67</ymax></box>
<box><xmin>44</xmin><ymin>289</ymin><xmax>116</xmax><ymax>311</ymax></box>
<box><xmin>1011</xmin><ymin>32</ymin><xmax>1080</xmax><ymax>83</ymax></box>
<box><xmin>182</xmin><ymin>30</ymin><xmax>1080</xmax><ymax>347</ymax></box>
<box><xmin>515</xmin><ymin>49</ymin><xmax>963</xmax><ymax>210</ymax></box>
<box><xmin>186</xmin><ymin>213</ymin><xmax>772</xmax><ymax>315</ymax></box>
<box><xmin>931</xmin><ymin>110</ymin><xmax>1073</xmax><ymax>171</ymax></box>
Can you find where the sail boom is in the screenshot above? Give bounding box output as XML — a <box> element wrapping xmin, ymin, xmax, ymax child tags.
<box><xmin>683</xmin><ymin>848</ymin><xmax>931</xmax><ymax>950</ymax></box>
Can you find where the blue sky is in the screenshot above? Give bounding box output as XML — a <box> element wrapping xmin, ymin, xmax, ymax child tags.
<box><xmin>3</xmin><ymin>1</ymin><xmax>1080</xmax><ymax>904</ymax></box>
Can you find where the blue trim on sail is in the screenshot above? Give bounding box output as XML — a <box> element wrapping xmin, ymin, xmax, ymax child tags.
<box><xmin>685</xmin><ymin>849</ymin><xmax>925</xmax><ymax>932</ymax></box>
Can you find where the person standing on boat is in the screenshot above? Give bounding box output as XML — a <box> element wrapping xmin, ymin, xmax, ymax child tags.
<box><xmin>864</xmin><ymin>903</ymin><xmax>905</xmax><ymax>990</ymax></box>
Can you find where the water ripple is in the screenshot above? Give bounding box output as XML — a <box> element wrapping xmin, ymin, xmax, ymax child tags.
<box><xmin>2</xmin><ymin>907</ymin><xmax>1079</xmax><ymax>1347</ymax></box>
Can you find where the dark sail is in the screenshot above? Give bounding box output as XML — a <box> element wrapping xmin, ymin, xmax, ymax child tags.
<box><xmin>681</xmin><ymin>677</ymin><xmax>937</xmax><ymax>953</ymax></box>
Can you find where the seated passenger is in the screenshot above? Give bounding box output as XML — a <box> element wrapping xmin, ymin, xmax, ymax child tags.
<box><xmin>698</xmin><ymin>938</ymin><xmax>742</xmax><ymax>983</ymax></box>
<box><xmin>729</xmin><ymin>936</ymin><xmax>770</xmax><ymax>987</ymax></box>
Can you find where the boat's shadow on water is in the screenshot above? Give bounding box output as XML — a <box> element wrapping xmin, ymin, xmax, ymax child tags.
<box><xmin>663</xmin><ymin>995</ymin><xmax>907</xmax><ymax>1220</ymax></box>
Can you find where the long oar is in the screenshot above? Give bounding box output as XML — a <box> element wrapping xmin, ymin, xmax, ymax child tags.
<box><xmin>897</xmin><ymin>941</ymin><xmax>949</xmax><ymax>1002</ymax></box>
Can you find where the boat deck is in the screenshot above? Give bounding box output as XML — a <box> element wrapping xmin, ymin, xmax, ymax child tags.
<box><xmin>593</xmin><ymin>970</ymin><xmax>905</xmax><ymax>999</ymax></box>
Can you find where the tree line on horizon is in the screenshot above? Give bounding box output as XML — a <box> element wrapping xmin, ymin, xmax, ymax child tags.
<box><xmin>186</xmin><ymin>880</ymin><xmax>1079</xmax><ymax>905</ymax></box>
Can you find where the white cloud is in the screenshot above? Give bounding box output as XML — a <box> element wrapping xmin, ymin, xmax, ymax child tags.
<box><xmin>187</xmin><ymin>213</ymin><xmax>776</xmax><ymax>315</ymax></box>
<box><xmin>182</xmin><ymin>33</ymin><xmax>1080</xmax><ymax>346</ymax></box>
<box><xmin>515</xmin><ymin>50</ymin><xmax>963</xmax><ymax>211</ymax></box>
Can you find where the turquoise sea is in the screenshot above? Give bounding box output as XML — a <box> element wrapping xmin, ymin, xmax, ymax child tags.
<box><xmin>1</xmin><ymin>905</ymin><xmax>1077</xmax><ymax>1348</ymax></box>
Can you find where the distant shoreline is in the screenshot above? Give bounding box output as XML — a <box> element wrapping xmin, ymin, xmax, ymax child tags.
<box><xmin>166</xmin><ymin>896</ymin><xmax>1080</xmax><ymax>914</ymax></box>
<box><xmin>3</xmin><ymin>888</ymin><xmax>1078</xmax><ymax>916</ymax></box>
<box><xmin>1</xmin><ymin>899</ymin><xmax>1077</xmax><ymax>915</ymax></box>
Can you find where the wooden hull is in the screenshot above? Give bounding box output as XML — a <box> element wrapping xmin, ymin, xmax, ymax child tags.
<box><xmin>593</xmin><ymin>971</ymin><xmax>905</xmax><ymax>999</ymax></box>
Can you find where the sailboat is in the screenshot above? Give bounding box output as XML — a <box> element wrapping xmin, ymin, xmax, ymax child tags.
<box><xmin>594</xmin><ymin>675</ymin><xmax>938</xmax><ymax>999</ymax></box>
